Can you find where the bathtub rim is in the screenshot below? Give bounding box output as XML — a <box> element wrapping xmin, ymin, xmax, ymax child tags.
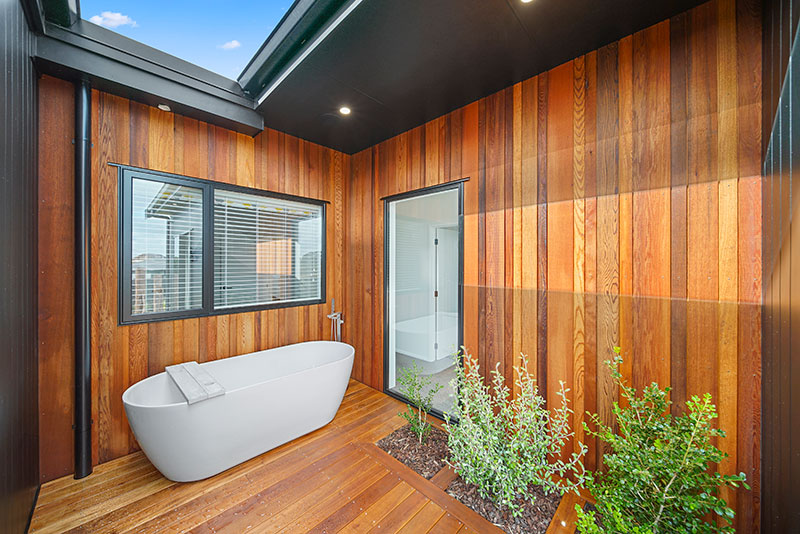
<box><xmin>122</xmin><ymin>340</ymin><xmax>355</xmax><ymax>410</ymax></box>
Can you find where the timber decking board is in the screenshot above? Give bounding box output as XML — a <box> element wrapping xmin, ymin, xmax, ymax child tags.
<box><xmin>29</xmin><ymin>381</ymin><xmax>587</xmax><ymax>534</ymax></box>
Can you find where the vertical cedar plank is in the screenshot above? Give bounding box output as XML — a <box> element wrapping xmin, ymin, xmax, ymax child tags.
<box><xmin>618</xmin><ymin>35</ymin><xmax>634</xmax><ymax>396</ymax></box>
<box><xmin>504</xmin><ymin>87</ymin><xmax>514</xmax><ymax>387</ymax></box>
<box><xmin>38</xmin><ymin>76</ymin><xmax>76</xmax><ymax>480</ymax></box>
<box><xmin>520</xmin><ymin>78</ymin><xmax>538</xmax><ymax>374</ymax></box>
<box><xmin>536</xmin><ymin>72</ymin><xmax>548</xmax><ymax>401</ymax></box>
<box><xmin>632</xmin><ymin>188</ymin><xmax>671</xmax><ymax>390</ymax></box>
<box><xmin>716</xmin><ymin>2</ymin><xmax>740</xmax><ymax>519</ymax></box>
<box><xmin>547</xmin><ymin>198</ymin><xmax>574</xmax><ymax>429</ymax></box>
<box><xmin>633</xmin><ymin>22</ymin><xmax>671</xmax><ymax>192</ymax></box>
<box><xmin>478</xmin><ymin>99</ymin><xmax>487</xmax><ymax>372</ymax></box>
<box><xmin>596</xmin><ymin>42</ymin><xmax>620</xmax><ymax>468</ymax></box>
<box><xmin>94</xmin><ymin>92</ymin><xmax>131</xmax><ymax>463</ymax></box>
<box><xmin>146</xmin><ymin>107</ymin><xmax>176</xmax><ymax>374</ymax></box>
<box><xmin>670</xmin><ymin>10</ymin><xmax>689</xmax><ymax>415</ymax></box>
<box><xmin>548</xmin><ymin>62</ymin><xmax>574</xmax><ymax>203</ymax></box>
<box><xmin>573</xmin><ymin>56</ymin><xmax>586</xmax><ymax>453</ymax></box>
<box><xmin>127</xmin><ymin>100</ymin><xmax>150</xmax><ymax>455</ymax></box>
<box><xmin>686</xmin><ymin>0</ymin><xmax>720</xmax><ymax>414</ymax></box>
<box><xmin>373</xmin><ymin>145</ymin><xmax>384</xmax><ymax>389</ymax></box>
<box><xmin>631</xmin><ymin>19</ymin><xmax>671</xmax><ymax>390</ymax></box>
<box><xmin>485</xmin><ymin>91</ymin><xmax>505</xmax><ymax>379</ymax></box>
<box><xmin>631</xmin><ymin>22</ymin><xmax>671</xmax><ymax>393</ymax></box>
<box><xmin>687</xmin><ymin>182</ymin><xmax>719</xmax><ymax>397</ymax></box>
<box><xmin>583</xmin><ymin>50</ymin><xmax>598</xmax><ymax>468</ymax></box>
<box><xmin>363</xmin><ymin>148</ymin><xmax>373</xmax><ymax>386</ymax></box>
<box><xmin>513</xmin><ymin>82</ymin><xmax>523</xmax><ymax>388</ymax></box>
<box><xmin>738</xmin><ymin>175</ymin><xmax>761</xmax><ymax>534</ymax></box>
<box><xmin>736</xmin><ymin>0</ymin><xmax>761</xmax><ymax>181</ymax></box>
<box><xmin>463</xmin><ymin>102</ymin><xmax>480</xmax><ymax>359</ymax></box>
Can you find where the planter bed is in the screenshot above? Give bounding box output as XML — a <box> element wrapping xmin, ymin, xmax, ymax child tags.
<box><xmin>376</xmin><ymin>424</ymin><xmax>449</xmax><ymax>479</ymax></box>
<box><xmin>377</xmin><ymin>423</ymin><xmax>563</xmax><ymax>532</ymax></box>
<box><xmin>446</xmin><ymin>476</ymin><xmax>561</xmax><ymax>534</ymax></box>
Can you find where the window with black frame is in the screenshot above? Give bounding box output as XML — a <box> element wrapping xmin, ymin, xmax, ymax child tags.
<box><xmin>119</xmin><ymin>167</ymin><xmax>326</xmax><ymax>324</ymax></box>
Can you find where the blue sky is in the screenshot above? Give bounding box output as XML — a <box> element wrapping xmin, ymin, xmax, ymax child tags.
<box><xmin>80</xmin><ymin>0</ymin><xmax>294</xmax><ymax>80</ymax></box>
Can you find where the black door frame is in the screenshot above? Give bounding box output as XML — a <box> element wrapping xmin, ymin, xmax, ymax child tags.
<box><xmin>382</xmin><ymin>178</ymin><xmax>466</xmax><ymax>422</ymax></box>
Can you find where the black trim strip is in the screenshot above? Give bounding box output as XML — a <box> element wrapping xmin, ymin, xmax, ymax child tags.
<box><xmin>379</xmin><ymin>177</ymin><xmax>470</xmax><ymax>202</ymax></box>
<box><xmin>24</xmin><ymin>484</ymin><xmax>41</xmax><ymax>534</ymax></box>
<box><xmin>111</xmin><ymin>164</ymin><xmax>331</xmax><ymax>205</ymax></box>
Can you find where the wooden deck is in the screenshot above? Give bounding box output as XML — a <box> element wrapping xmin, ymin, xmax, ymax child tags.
<box><xmin>30</xmin><ymin>380</ymin><xmax>586</xmax><ymax>533</ymax></box>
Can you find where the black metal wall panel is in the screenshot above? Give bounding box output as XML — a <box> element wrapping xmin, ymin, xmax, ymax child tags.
<box><xmin>763</xmin><ymin>0</ymin><xmax>800</xmax><ymax>152</ymax></box>
<box><xmin>762</xmin><ymin>1</ymin><xmax>800</xmax><ymax>531</ymax></box>
<box><xmin>0</xmin><ymin>0</ymin><xmax>39</xmax><ymax>532</ymax></box>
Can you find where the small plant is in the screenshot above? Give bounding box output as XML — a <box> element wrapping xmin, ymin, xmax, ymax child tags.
<box><xmin>397</xmin><ymin>363</ymin><xmax>443</xmax><ymax>444</ymax></box>
<box><xmin>576</xmin><ymin>348</ymin><xmax>749</xmax><ymax>534</ymax></box>
<box><xmin>445</xmin><ymin>349</ymin><xmax>586</xmax><ymax>517</ymax></box>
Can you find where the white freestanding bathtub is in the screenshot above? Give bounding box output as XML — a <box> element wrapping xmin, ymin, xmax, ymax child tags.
<box><xmin>122</xmin><ymin>341</ymin><xmax>354</xmax><ymax>482</ymax></box>
<box><xmin>395</xmin><ymin>312</ymin><xmax>459</xmax><ymax>362</ymax></box>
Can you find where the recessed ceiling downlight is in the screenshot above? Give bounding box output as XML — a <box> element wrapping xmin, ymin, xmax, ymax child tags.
<box><xmin>521</xmin><ymin>0</ymin><xmax>534</xmax><ymax>3</ymax></box>
<box><xmin>157</xmin><ymin>103</ymin><xmax>171</xmax><ymax>112</ymax></box>
<box><xmin>339</xmin><ymin>106</ymin><xmax>351</xmax><ymax>115</ymax></box>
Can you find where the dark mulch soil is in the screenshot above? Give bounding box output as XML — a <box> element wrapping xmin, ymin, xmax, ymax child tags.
<box><xmin>376</xmin><ymin>424</ymin><xmax>449</xmax><ymax>479</ymax></box>
<box><xmin>446</xmin><ymin>476</ymin><xmax>562</xmax><ymax>534</ymax></box>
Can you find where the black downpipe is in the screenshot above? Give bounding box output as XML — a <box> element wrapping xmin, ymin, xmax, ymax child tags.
<box><xmin>74</xmin><ymin>79</ymin><xmax>93</xmax><ymax>479</ymax></box>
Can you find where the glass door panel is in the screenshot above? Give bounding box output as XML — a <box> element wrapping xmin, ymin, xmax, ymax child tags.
<box><xmin>386</xmin><ymin>186</ymin><xmax>462</xmax><ymax>415</ymax></box>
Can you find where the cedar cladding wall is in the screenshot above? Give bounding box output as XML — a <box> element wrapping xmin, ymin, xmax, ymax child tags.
<box><xmin>38</xmin><ymin>76</ymin><xmax>348</xmax><ymax>482</ymax></box>
<box><xmin>343</xmin><ymin>0</ymin><xmax>761</xmax><ymax>531</ymax></box>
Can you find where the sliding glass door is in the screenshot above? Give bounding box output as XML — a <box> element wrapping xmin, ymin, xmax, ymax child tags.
<box><xmin>384</xmin><ymin>183</ymin><xmax>463</xmax><ymax>416</ymax></box>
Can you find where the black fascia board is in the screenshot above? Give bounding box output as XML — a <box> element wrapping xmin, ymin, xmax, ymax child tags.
<box><xmin>35</xmin><ymin>21</ymin><xmax>264</xmax><ymax>136</ymax></box>
<box><xmin>47</xmin><ymin>21</ymin><xmax>252</xmax><ymax>103</ymax></box>
<box><xmin>238</xmin><ymin>0</ymin><xmax>348</xmax><ymax>97</ymax></box>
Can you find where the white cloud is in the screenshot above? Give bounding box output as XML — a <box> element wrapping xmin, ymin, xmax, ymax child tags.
<box><xmin>89</xmin><ymin>11</ymin><xmax>137</xmax><ymax>28</ymax></box>
<box><xmin>219</xmin><ymin>40</ymin><xmax>241</xmax><ymax>51</ymax></box>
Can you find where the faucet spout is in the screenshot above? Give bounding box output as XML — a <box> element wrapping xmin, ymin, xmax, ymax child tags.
<box><xmin>327</xmin><ymin>299</ymin><xmax>344</xmax><ymax>342</ymax></box>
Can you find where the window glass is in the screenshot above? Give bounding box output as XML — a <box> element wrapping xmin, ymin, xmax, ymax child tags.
<box><xmin>130</xmin><ymin>178</ymin><xmax>204</xmax><ymax>316</ymax></box>
<box><xmin>213</xmin><ymin>189</ymin><xmax>324</xmax><ymax>309</ymax></box>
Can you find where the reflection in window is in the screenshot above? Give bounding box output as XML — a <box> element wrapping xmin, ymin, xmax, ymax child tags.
<box><xmin>131</xmin><ymin>178</ymin><xmax>203</xmax><ymax>316</ymax></box>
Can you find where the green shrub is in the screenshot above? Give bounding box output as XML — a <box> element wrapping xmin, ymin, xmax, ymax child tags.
<box><xmin>397</xmin><ymin>363</ymin><xmax>443</xmax><ymax>444</ymax></box>
<box><xmin>576</xmin><ymin>349</ymin><xmax>749</xmax><ymax>534</ymax></box>
<box><xmin>445</xmin><ymin>350</ymin><xmax>586</xmax><ymax>517</ymax></box>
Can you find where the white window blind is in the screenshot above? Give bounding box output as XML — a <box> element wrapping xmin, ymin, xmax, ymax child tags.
<box><xmin>130</xmin><ymin>178</ymin><xmax>204</xmax><ymax>316</ymax></box>
<box><xmin>394</xmin><ymin>216</ymin><xmax>428</xmax><ymax>292</ymax></box>
<box><xmin>213</xmin><ymin>189</ymin><xmax>323</xmax><ymax>309</ymax></box>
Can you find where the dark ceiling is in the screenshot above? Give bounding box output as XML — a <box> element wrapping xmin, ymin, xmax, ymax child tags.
<box><xmin>258</xmin><ymin>0</ymin><xmax>707</xmax><ymax>154</ymax></box>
